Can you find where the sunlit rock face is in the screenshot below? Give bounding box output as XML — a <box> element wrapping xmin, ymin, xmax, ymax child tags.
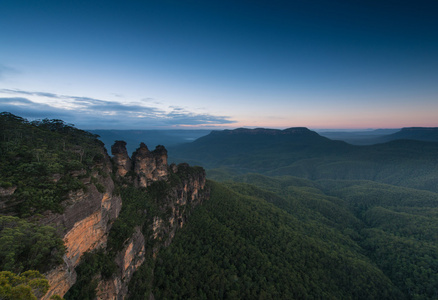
<box><xmin>42</xmin><ymin>153</ymin><xmax>122</xmax><ymax>300</ymax></box>
<box><xmin>132</xmin><ymin>143</ymin><xmax>168</xmax><ymax>188</ymax></box>
<box><xmin>111</xmin><ymin>140</ymin><xmax>132</xmax><ymax>177</ymax></box>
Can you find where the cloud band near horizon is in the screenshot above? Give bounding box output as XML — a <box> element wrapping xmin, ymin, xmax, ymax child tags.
<box><xmin>0</xmin><ymin>89</ymin><xmax>235</xmax><ymax>129</ymax></box>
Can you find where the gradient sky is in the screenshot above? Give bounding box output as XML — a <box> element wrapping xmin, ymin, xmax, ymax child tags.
<box><xmin>1</xmin><ymin>0</ymin><xmax>437</xmax><ymax>129</ymax></box>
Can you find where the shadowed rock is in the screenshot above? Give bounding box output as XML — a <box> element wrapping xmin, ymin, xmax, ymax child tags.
<box><xmin>111</xmin><ymin>140</ymin><xmax>132</xmax><ymax>177</ymax></box>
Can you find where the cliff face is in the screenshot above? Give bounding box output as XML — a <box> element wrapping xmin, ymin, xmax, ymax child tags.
<box><xmin>94</xmin><ymin>144</ymin><xmax>208</xmax><ymax>300</ymax></box>
<box><xmin>40</xmin><ymin>141</ymin><xmax>208</xmax><ymax>299</ymax></box>
<box><xmin>96</xmin><ymin>226</ymin><xmax>146</xmax><ymax>299</ymax></box>
<box><xmin>153</xmin><ymin>163</ymin><xmax>207</xmax><ymax>249</ymax></box>
<box><xmin>42</xmin><ymin>149</ymin><xmax>122</xmax><ymax>299</ymax></box>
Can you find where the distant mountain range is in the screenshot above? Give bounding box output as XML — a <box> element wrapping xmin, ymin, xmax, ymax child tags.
<box><xmin>318</xmin><ymin>127</ymin><xmax>438</xmax><ymax>145</ymax></box>
<box><xmin>169</xmin><ymin>127</ymin><xmax>438</xmax><ymax>193</ymax></box>
<box><xmin>90</xmin><ymin>127</ymin><xmax>438</xmax><ymax>155</ymax></box>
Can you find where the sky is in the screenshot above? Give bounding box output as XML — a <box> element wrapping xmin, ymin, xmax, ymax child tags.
<box><xmin>1</xmin><ymin>0</ymin><xmax>437</xmax><ymax>130</ymax></box>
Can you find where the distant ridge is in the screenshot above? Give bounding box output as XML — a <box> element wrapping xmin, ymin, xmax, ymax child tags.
<box><xmin>169</xmin><ymin>126</ymin><xmax>438</xmax><ymax>192</ymax></box>
<box><xmin>206</xmin><ymin>127</ymin><xmax>323</xmax><ymax>139</ymax></box>
<box><xmin>381</xmin><ymin>127</ymin><xmax>438</xmax><ymax>143</ymax></box>
<box><xmin>189</xmin><ymin>127</ymin><xmax>329</xmax><ymax>147</ymax></box>
<box><xmin>168</xmin><ymin>127</ymin><xmax>347</xmax><ymax>169</ymax></box>
<box><xmin>212</xmin><ymin>127</ymin><xmax>315</xmax><ymax>135</ymax></box>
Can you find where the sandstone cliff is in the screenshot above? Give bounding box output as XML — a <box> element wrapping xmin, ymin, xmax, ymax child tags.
<box><xmin>93</xmin><ymin>143</ymin><xmax>208</xmax><ymax>300</ymax></box>
<box><xmin>41</xmin><ymin>148</ymin><xmax>122</xmax><ymax>299</ymax></box>
<box><xmin>40</xmin><ymin>141</ymin><xmax>208</xmax><ymax>299</ymax></box>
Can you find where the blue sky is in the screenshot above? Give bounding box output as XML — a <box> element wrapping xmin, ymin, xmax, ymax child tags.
<box><xmin>1</xmin><ymin>0</ymin><xmax>437</xmax><ymax>129</ymax></box>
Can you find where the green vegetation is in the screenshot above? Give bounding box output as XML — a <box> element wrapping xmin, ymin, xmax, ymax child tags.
<box><xmin>319</xmin><ymin>180</ymin><xmax>438</xmax><ymax>298</ymax></box>
<box><xmin>152</xmin><ymin>180</ymin><xmax>402</xmax><ymax>299</ymax></box>
<box><xmin>64</xmin><ymin>249</ymin><xmax>116</xmax><ymax>300</ymax></box>
<box><xmin>0</xmin><ymin>113</ymin><xmax>110</xmax><ymax>299</ymax></box>
<box><xmin>0</xmin><ymin>216</ymin><xmax>65</xmax><ymax>274</ymax></box>
<box><xmin>150</xmin><ymin>173</ymin><xmax>438</xmax><ymax>299</ymax></box>
<box><xmin>107</xmin><ymin>185</ymin><xmax>159</xmax><ymax>254</ymax></box>
<box><xmin>0</xmin><ymin>112</ymin><xmax>106</xmax><ymax>216</ymax></box>
<box><xmin>0</xmin><ymin>270</ymin><xmax>50</xmax><ymax>300</ymax></box>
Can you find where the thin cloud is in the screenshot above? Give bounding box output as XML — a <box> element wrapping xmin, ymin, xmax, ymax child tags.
<box><xmin>0</xmin><ymin>89</ymin><xmax>236</xmax><ymax>129</ymax></box>
<box><xmin>0</xmin><ymin>97</ymin><xmax>76</xmax><ymax>120</ymax></box>
<box><xmin>142</xmin><ymin>97</ymin><xmax>162</xmax><ymax>105</ymax></box>
<box><xmin>0</xmin><ymin>64</ymin><xmax>19</xmax><ymax>80</ymax></box>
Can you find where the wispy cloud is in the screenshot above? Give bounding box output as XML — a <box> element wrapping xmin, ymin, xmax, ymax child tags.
<box><xmin>0</xmin><ymin>64</ymin><xmax>19</xmax><ymax>80</ymax></box>
<box><xmin>0</xmin><ymin>89</ymin><xmax>235</xmax><ymax>129</ymax></box>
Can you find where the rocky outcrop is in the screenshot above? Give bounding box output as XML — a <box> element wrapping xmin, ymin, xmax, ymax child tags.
<box><xmin>111</xmin><ymin>141</ymin><xmax>132</xmax><ymax>177</ymax></box>
<box><xmin>132</xmin><ymin>143</ymin><xmax>168</xmax><ymax>188</ymax></box>
<box><xmin>0</xmin><ymin>186</ymin><xmax>17</xmax><ymax>212</ymax></box>
<box><xmin>112</xmin><ymin>142</ymin><xmax>169</xmax><ymax>188</ymax></box>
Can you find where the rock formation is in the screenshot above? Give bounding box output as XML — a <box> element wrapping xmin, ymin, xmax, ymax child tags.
<box><xmin>39</xmin><ymin>141</ymin><xmax>208</xmax><ymax>299</ymax></box>
<box><xmin>111</xmin><ymin>140</ymin><xmax>132</xmax><ymax>177</ymax></box>
<box><xmin>113</xmin><ymin>142</ymin><xmax>169</xmax><ymax>188</ymax></box>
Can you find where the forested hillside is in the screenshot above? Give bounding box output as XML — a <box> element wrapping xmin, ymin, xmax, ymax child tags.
<box><xmin>0</xmin><ymin>112</ymin><xmax>106</xmax><ymax>216</ymax></box>
<box><xmin>152</xmin><ymin>175</ymin><xmax>438</xmax><ymax>299</ymax></box>
<box><xmin>165</xmin><ymin>127</ymin><xmax>438</xmax><ymax>299</ymax></box>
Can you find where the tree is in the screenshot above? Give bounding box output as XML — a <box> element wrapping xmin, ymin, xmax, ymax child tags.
<box><xmin>0</xmin><ymin>270</ymin><xmax>49</xmax><ymax>300</ymax></box>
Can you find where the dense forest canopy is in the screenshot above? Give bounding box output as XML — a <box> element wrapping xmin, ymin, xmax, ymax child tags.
<box><xmin>149</xmin><ymin>176</ymin><xmax>438</xmax><ymax>299</ymax></box>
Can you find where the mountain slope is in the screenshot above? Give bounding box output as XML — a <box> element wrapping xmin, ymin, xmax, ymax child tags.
<box><xmin>380</xmin><ymin>127</ymin><xmax>438</xmax><ymax>143</ymax></box>
<box><xmin>318</xmin><ymin>129</ymin><xmax>400</xmax><ymax>145</ymax></box>
<box><xmin>170</xmin><ymin>127</ymin><xmax>438</xmax><ymax>193</ymax></box>
<box><xmin>169</xmin><ymin>127</ymin><xmax>352</xmax><ymax>168</ymax></box>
